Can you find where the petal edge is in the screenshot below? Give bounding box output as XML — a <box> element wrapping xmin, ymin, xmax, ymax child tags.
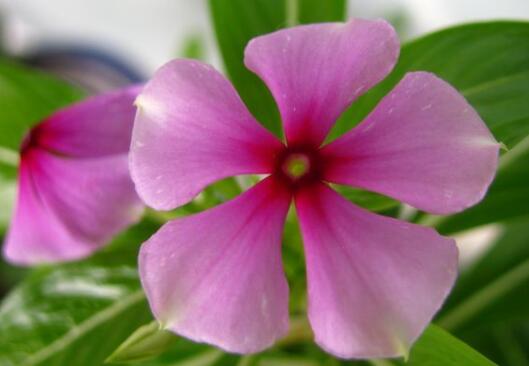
<box><xmin>130</xmin><ymin>59</ymin><xmax>283</xmax><ymax>211</ymax></box>
<box><xmin>295</xmin><ymin>183</ymin><xmax>458</xmax><ymax>359</ymax></box>
<box><xmin>245</xmin><ymin>18</ymin><xmax>399</xmax><ymax>146</ymax></box>
<box><xmin>323</xmin><ymin>72</ymin><xmax>500</xmax><ymax>214</ymax></box>
<box><xmin>140</xmin><ymin>177</ymin><xmax>291</xmax><ymax>353</ymax></box>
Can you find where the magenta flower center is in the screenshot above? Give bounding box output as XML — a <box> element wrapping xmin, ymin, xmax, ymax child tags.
<box><xmin>274</xmin><ymin>145</ymin><xmax>323</xmax><ymax>189</ymax></box>
<box><xmin>20</xmin><ymin>129</ymin><xmax>39</xmax><ymax>156</ymax></box>
<box><xmin>20</xmin><ymin>124</ymin><xmax>67</xmax><ymax>158</ymax></box>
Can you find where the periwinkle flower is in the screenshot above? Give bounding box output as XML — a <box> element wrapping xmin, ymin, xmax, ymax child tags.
<box><xmin>130</xmin><ymin>19</ymin><xmax>499</xmax><ymax>358</ymax></box>
<box><xmin>4</xmin><ymin>87</ymin><xmax>143</xmax><ymax>265</ymax></box>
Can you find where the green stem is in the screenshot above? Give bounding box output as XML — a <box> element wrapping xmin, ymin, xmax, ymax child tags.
<box><xmin>369</xmin><ymin>359</ymin><xmax>395</xmax><ymax>366</ymax></box>
<box><xmin>237</xmin><ymin>355</ymin><xmax>256</xmax><ymax>366</ymax></box>
<box><xmin>286</xmin><ymin>0</ymin><xmax>298</xmax><ymax>27</ymax></box>
<box><xmin>177</xmin><ymin>350</ymin><xmax>223</xmax><ymax>366</ymax></box>
<box><xmin>143</xmin><ymin>208</ymin><xmax>172</xmax><ymax>224</ymax></box>
<box><xmin>438</xmin><ymin>257</ymin><xmax>529</xmax><ymax>330</ymax></box>
<box><xmin>276</xmin><ymin>317</ymin><xmax>312</xmax><ymax>346</ymax></box>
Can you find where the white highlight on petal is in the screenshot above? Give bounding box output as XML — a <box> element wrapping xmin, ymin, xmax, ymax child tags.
<box><xmin>421</xmin><ymin>103</ymin><xmax>432</xmax><ymax>111</ymax></box>
<box><xmin>462</xmin><ymin>136</ymin><xmax>501</xmax><ymax>148</ymax></box>
<box><xmin>134</xmin><ymin>94</ymin><xmax>166</xmax><ymax>122</ymax></box>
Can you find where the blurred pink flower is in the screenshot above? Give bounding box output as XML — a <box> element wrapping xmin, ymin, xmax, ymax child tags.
<box><xmin>4</xmin><ymin>87</ymin><xmax>144</xmax><ymax>265</ymax></box>
<box><xmin>130</xmin><ymin>19</ymin><xmax>499</xmax><ymax>358</ymax></box>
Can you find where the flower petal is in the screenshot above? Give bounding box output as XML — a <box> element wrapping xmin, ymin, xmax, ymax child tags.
<box><xmin>3</xmin><ymin>149</ymin><xmax>143</xmax><ymax>265</ymax></box>
<box><xmin>322</xmin><ymin>72</ymin><xmax>500</xmax><ymax>214</ymax></box>
<box><xmin>3</xmin><ymin>156</ymin><xmax>90</xmax><ymax>264</ymax></box>
<box><xmin>139</xmin><ymin>177</ymin><xmax>291</xmax><ymax>353</ymax></box>
<box><xmin>244</xmin><ymin>18</ymin><xmax>399</xmax><ymax>147</ymax></box>
<box><xmin>130</xmin><ymin>59</ymin><xmax>283</xmax><ymax>210</ymax></box>
<box><xmin>35</xmin><ymin>86</ymin><xmax>140</xmax><ymax>158</ymax></box>
<box><xmin>295</xmin><ymin>183</ymin><xmax>458</xmax><ymax>359</ymax></box>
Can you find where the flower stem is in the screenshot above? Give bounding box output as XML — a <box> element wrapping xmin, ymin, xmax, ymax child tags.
<box><xmin>286</xmin><ymin>0</ymin><xmax>298</xmax><ymax>27</ymax></box>
<box><xmin>369</xmin><ymin>359</ymin><xmax>395</xmax><ymax>366</ymax></box>
<box><xmin>276</xmin><ymin>317</ymin><xmax>313</xmax><ymax>347</ymax></box>
<box><xmin>143</xmin><ymin>208</ymin><xmax>173</xmax><ymax>224</ymax></box>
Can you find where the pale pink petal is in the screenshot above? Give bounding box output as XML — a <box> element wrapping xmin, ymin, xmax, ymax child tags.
<box><xmin>3</xmin><ymin>149</ymin><xmax>143</xmax><ymax>265</ymax></box>
<box><xmin>139</xmin><ymin>177</ymin><xmax>291</xmax><ymax>353</ymax></box>
<box><xmin>295</xmin><ymin>183</ymin><xmax>458</xmax><ymax>359</ymax></box>
<box><xmin>244</xmin><ymin>18</ymin><xmax>399</xmax><ymax>147</ymax></box>
<box><xmin>32</xmin><ymin>150</ymin><xmax>143</xmax><ymax>244</ymax></box>
<box><xmin>322</xmin><ymin>72</ymin><xmax>500</xmax><ymax>214</ymax></box>
<box><xmin>35</xmin><ymin>86</ymin><xmax>140</xmax><ymax>158</ymax></box>
<box><xmin>4</xmin><ymin>156</ymin><xmax>89</xmax><ymax>265</ymax></box>
<box><xmin>130</xmin><ymin>59</ymin><xmax>283</xmax><ymax>210</ymax></box>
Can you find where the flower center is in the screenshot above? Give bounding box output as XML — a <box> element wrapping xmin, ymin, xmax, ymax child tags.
<box><xmin>274</xmin><ymin>145</ymin><xmax>322</xmax><ymax>190</ymax></box>
<box><xmin>282</xmin><ymin>153</ymin><xmax>310</xmax><ymax>179</ymax></box>
<box><xmin>20</xmin><ymin>129</ymin><xmax>37</xmax><ymax>155</ymax></box>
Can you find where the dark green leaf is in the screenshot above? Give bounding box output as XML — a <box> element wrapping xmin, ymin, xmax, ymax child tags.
<box><xmin>456</xmin><ymin>323</ymin><xmax>529</xmax><ymax>366</ymax></box>
<box><xmin>0</xmin><ymin>220</ymin><xmax>158</xmax><ymax>366</ymax></box>
<box><xmin>0</xmin><ymin>59</ymin><xmax>82</xmax><ymax>150</ymax></box>
<box><xmin>439</xmin><ymin>219</ymin><xmax>529</xmax><ymax>334</ymax></box>
<box><xmin>208</xmin><ymin>0</ymin><xmax>284</xmax><ymax>136</ymax></box>
<box><xmin>297</xmin><ymin>0</ymin><xmax>346</xmax><ymax>24</ymax></box>
<box><xmin>402</xmin><ymin>325</ymin><xmax>495</xmax><ymax>366</ymax></box>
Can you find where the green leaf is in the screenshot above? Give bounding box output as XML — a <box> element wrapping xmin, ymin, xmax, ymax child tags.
<box><xmin>108</xmin><ymin>320</ymin><xmax>250</xmax><ymax>365</ymax></box>
<box><xmin>141</xmin><ymin>346</ymin><xmax>240</xmax><ymax>366</ymax></box>
<box><xmin>297</xmin><ymin>0</ymin><xmax>346</xmax><ymax>24</ymax></box>
<box><xmin>462</xmin><ymin>323</ymin><xmax>529</xmax><ymax>366</ymax></box>
<box><xmin>0</xmin><ymin>58</ymin><xmax>83</xmax><ymax>178</ymax></box>
<box><xmin>402</xmin><ymin>325</ymin><xmax>496</xmax><ymax>366</ymax></box>
<box><xmin>208</xmin><ymin>0</ymin><xmax>346</xmax><ymax>136</ymax></box>
<box><xmin>332</xmin><ymin>185</ymin><xmax>400</xmax><ymax>213</ymax></box>
<box><xmin>0</xmin><ymin>59</ymin><xmax>83</xmax><ymax>149</ymax></box>
<box><xmin>0</xmin><ymin>220</ymin><xmax>158</xmax><ymax>366</ymax></box>
<box><xmin>327</xmin><ymin>21</ymin><xmax>529</xmax><ymax>233</ymax></box>
<box><xmin>438</xmin><ymin>219</ymin><xmax>529</xmax><ymax>333</ymax></box>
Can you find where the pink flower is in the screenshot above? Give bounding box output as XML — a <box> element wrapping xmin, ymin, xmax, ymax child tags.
<box><xmin>130</xmin><ymin>19</ymin><xmax>499</xmax><ymax>358</ymax></box>
<box><xmin>4</xmin><ymin>87</ymin><xmax>144</xmax><ymax>265</ymax></box>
